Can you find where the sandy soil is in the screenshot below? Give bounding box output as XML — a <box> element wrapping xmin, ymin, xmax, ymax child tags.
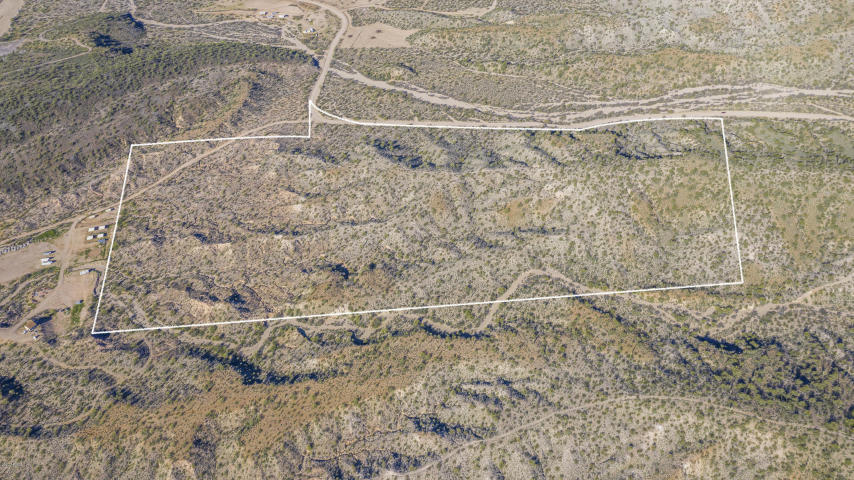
<box><xmin>0</xmin><ymin>0</ymin><xmax>24</xmax><ymax>37</ymax></box>
<box><xmin>340</xmin><ymin>22</ymin><xmax>416</xmax><ymax>48</ymax></box>
<box><xmin>240</xmin><ymin>0</ymin><xmax>303</xmax><ymax>15</ymax></box>
<box><xmin>0</xmin><ymin>242</ymin><xmax>59</xmax><ymax>284</ymax></box>
<box><xmin>24</xmin><ymin>267</ymin><xmax>96</xmax><ymax>321</ymax></box>
<box><xmin>213</xmin><ymin>0</ymin><xmax>311</xmax><ymax>16</ymax></box>
<box><xmin>0</xmin><ymin>211</ymin><xmax>109</xmax><ymax>341</ymax></box>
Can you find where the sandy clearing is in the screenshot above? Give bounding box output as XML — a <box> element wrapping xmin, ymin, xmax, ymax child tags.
<box><xmin>23</xmin><ymin>264</ymin><xmax>97</xmax><ymax>321</ymax></box>
<box><xmin>340</xmin><ymin>22</ymin><xmax>416</xmax><ymax>48</ymax></box>
<box><xmin>0</xmin><ymin>0</ymin><xmax>24</xmax><ymax>37</ymax></box>
<box><xmin>0</xmin><ymin>242</ymin><xmax>59</xmax><ymax>284</ymax></box>
<box><xmin>230</xmin><ymin>0</ymin><xmax>305</xmax><ymax>16</ymax></box>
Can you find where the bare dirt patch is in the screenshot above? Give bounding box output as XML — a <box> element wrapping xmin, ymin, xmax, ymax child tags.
<box><xmin>238</xmin><ymin>0</ymin><xmax>304</xmax><ymax>15</ymax></box>
<box><xmin>341</xmin><ymin>22</ymin><xmax>417</xmax><ymax>48</ymax></box>
<box><xmin>25</xmin><ymin>268</ymin><xmax>96</xmax><ymax>321</ymax></box>
<box><xmin>0</xmin><ymin>0</ymin><xmax>24</xmax><ymax>37</ymax></box>
<box><xmin>0</xmin><ymin>242</ymin><xmax>58</xmax><ymax>284</ymax></box>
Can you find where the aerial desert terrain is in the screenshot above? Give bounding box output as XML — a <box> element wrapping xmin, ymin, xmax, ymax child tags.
<box><xmin>0</xmin><ymin>0</ymin><xmax>852</xmax><ymax>478</ymax></box>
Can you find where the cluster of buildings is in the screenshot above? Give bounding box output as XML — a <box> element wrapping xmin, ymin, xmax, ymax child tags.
<box><xmin>40</xmin><ymin>250</ymin><xmax>56</xmax><ymax>266</ymax></box>
<box><xmin>22</xmin><ymin>314</ymin><xmax>51</xmax><ymax>340</ymax></box>
<box><xmin>86</xmin><ymin>224</ymin><xmax>110</xmax><ymax>242</ymax></box>
<box><xmin>22</xmin><ymin>320</ymin><xmax>39</xmax><ymax>338</ymax></box>
<box><xmin>255</xmin><ymin>10</ymin><xmax>316</xmax><ymax>34</ymax></box>
<box><xmin>0</xmin><ymin>241</ymin><xmax>29</xmax><ymax>257</ymax></box>
<box><xmin>258</xmin><ymin>11</ymin><xmax>289</xmax><ymax>19</ymax></box>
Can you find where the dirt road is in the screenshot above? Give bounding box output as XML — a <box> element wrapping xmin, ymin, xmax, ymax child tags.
<box><xmin>304</xmin><ymin>0</ymin><xmax>349</xmax><ymax>104</ymax></box>
<box><xmin>311</xmin><ymin>99</ymin><xmax>853</xmax><ymax>129</ymax></box>
<box><xmin>326</xmin><ymin>67</ymin><xmax>854</xmax><ymax>123</ymax></box>
<box><xmin>1</xmin><ymin>100</ymin><xmax>847</xmax><ymax>250</ymax></box>
<box><xmin>0</xmin><ymin>37</ymin><xmax>93</xmax><ymax>78</ymax></box>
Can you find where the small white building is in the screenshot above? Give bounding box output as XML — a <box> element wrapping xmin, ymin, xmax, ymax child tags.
<box><xmin>87</xmin><ymin>224</ymin><xmax>109</xmax><ymax>232</ymax></box>
<box><xmin>79</xmin><ymin>268</ymin><xmax>94</xmax><ymax>275</ymax></box>
<box><xmin>304</xmin><ymin>27</ymin><xmax>316</xmax><ymax>34</ymax></box>
<box><xmin>258</xmin><ymin>11</ymin><xmax>267</xmax><ymax>15</ymax></box>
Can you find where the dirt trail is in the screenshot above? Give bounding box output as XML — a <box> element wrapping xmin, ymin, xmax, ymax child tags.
<box><xmin>0</xmin><ymin>324</ymin><xmax>29</xmax><ymax>342</ymax></box>
<box><xmin>3</xmin><ymin>0</ymin><xmax>850</xmax><ymax>249</ymax></box>
<box><xmin>39</xmin><ymin>353</ymin><xmax>129</xmax><ymax>383</ymax></box>
<box><xmin>240</xmin><ymin>316</ymin><xmax>362</xmax><ymax>357</ymax></box>
<box><xmin>329</xmin><ymin>67</ymin><xmax>523</xmax><ymax>115</ymax></box>
<box><xmin>135</xmin><ymin>17</ymin><xmax>253</xmax><ymax>29</ymax></box>
<box><xmin>793</xmin><ymin>268</ymin><xmax>854</xmax><ymax>305</ymax></box>
<box><xmin>478</xmin><ymin>267</ymin><xmax>680</xmax><ymax>331</ymax></box>
<box><xmin>0</xmin><ymin>119</ymin><xmax>306</xmax><ymax>247</ymax></box>
<box><xmin>133</xmin><ymin>11</ymin><xmax>314</xmax><ymax>51</ymax></box>
<box><xmin>712</xmin><ymin>261</ymin><xmax>854</xmax><ymax>335</ymax></box>
<box><xmin>122</xmin><ymin>120</ymin><xmax>307</xmax><ymax>205</ymax></box>
<box><xmin>0</xmin><ymin>277</ymin><xmax>36</xmax><ymax>308</ymax></box>
<box><xmin>6</xmin><ymin>408</ymin><xmax>94</xmax><ymax>431</ymax></box>
<box><xmin>386</xmin><ymin>394</ymin><xmax>854</xmax><ymax>477</ymax></box>
<box><xmin>0</xmin><ymin>37</ymin><xmax>93</xmax><ymax>77</ymax></box>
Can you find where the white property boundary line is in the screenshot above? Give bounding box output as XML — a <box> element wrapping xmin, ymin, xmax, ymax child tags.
<box><xmin>91</xmin><ymin>101</ymin><xmax>744</xmax><ymax>334</ymax></box>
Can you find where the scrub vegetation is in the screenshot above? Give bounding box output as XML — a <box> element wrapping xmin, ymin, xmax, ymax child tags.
<box><xmin>0</xmin><ymin>1</ymin><xmax>852</xmax><ymax>479</ymax></box>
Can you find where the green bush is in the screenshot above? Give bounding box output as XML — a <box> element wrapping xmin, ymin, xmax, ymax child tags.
<box><xmin>69</xmin><ymin>301</ymin><xmax>84</xmax><ymax>328</ymax></box>
<box><xmin>33</xmin><ymin>228</ymin><xmax>61</xmax><ymax>241</ymax></box>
